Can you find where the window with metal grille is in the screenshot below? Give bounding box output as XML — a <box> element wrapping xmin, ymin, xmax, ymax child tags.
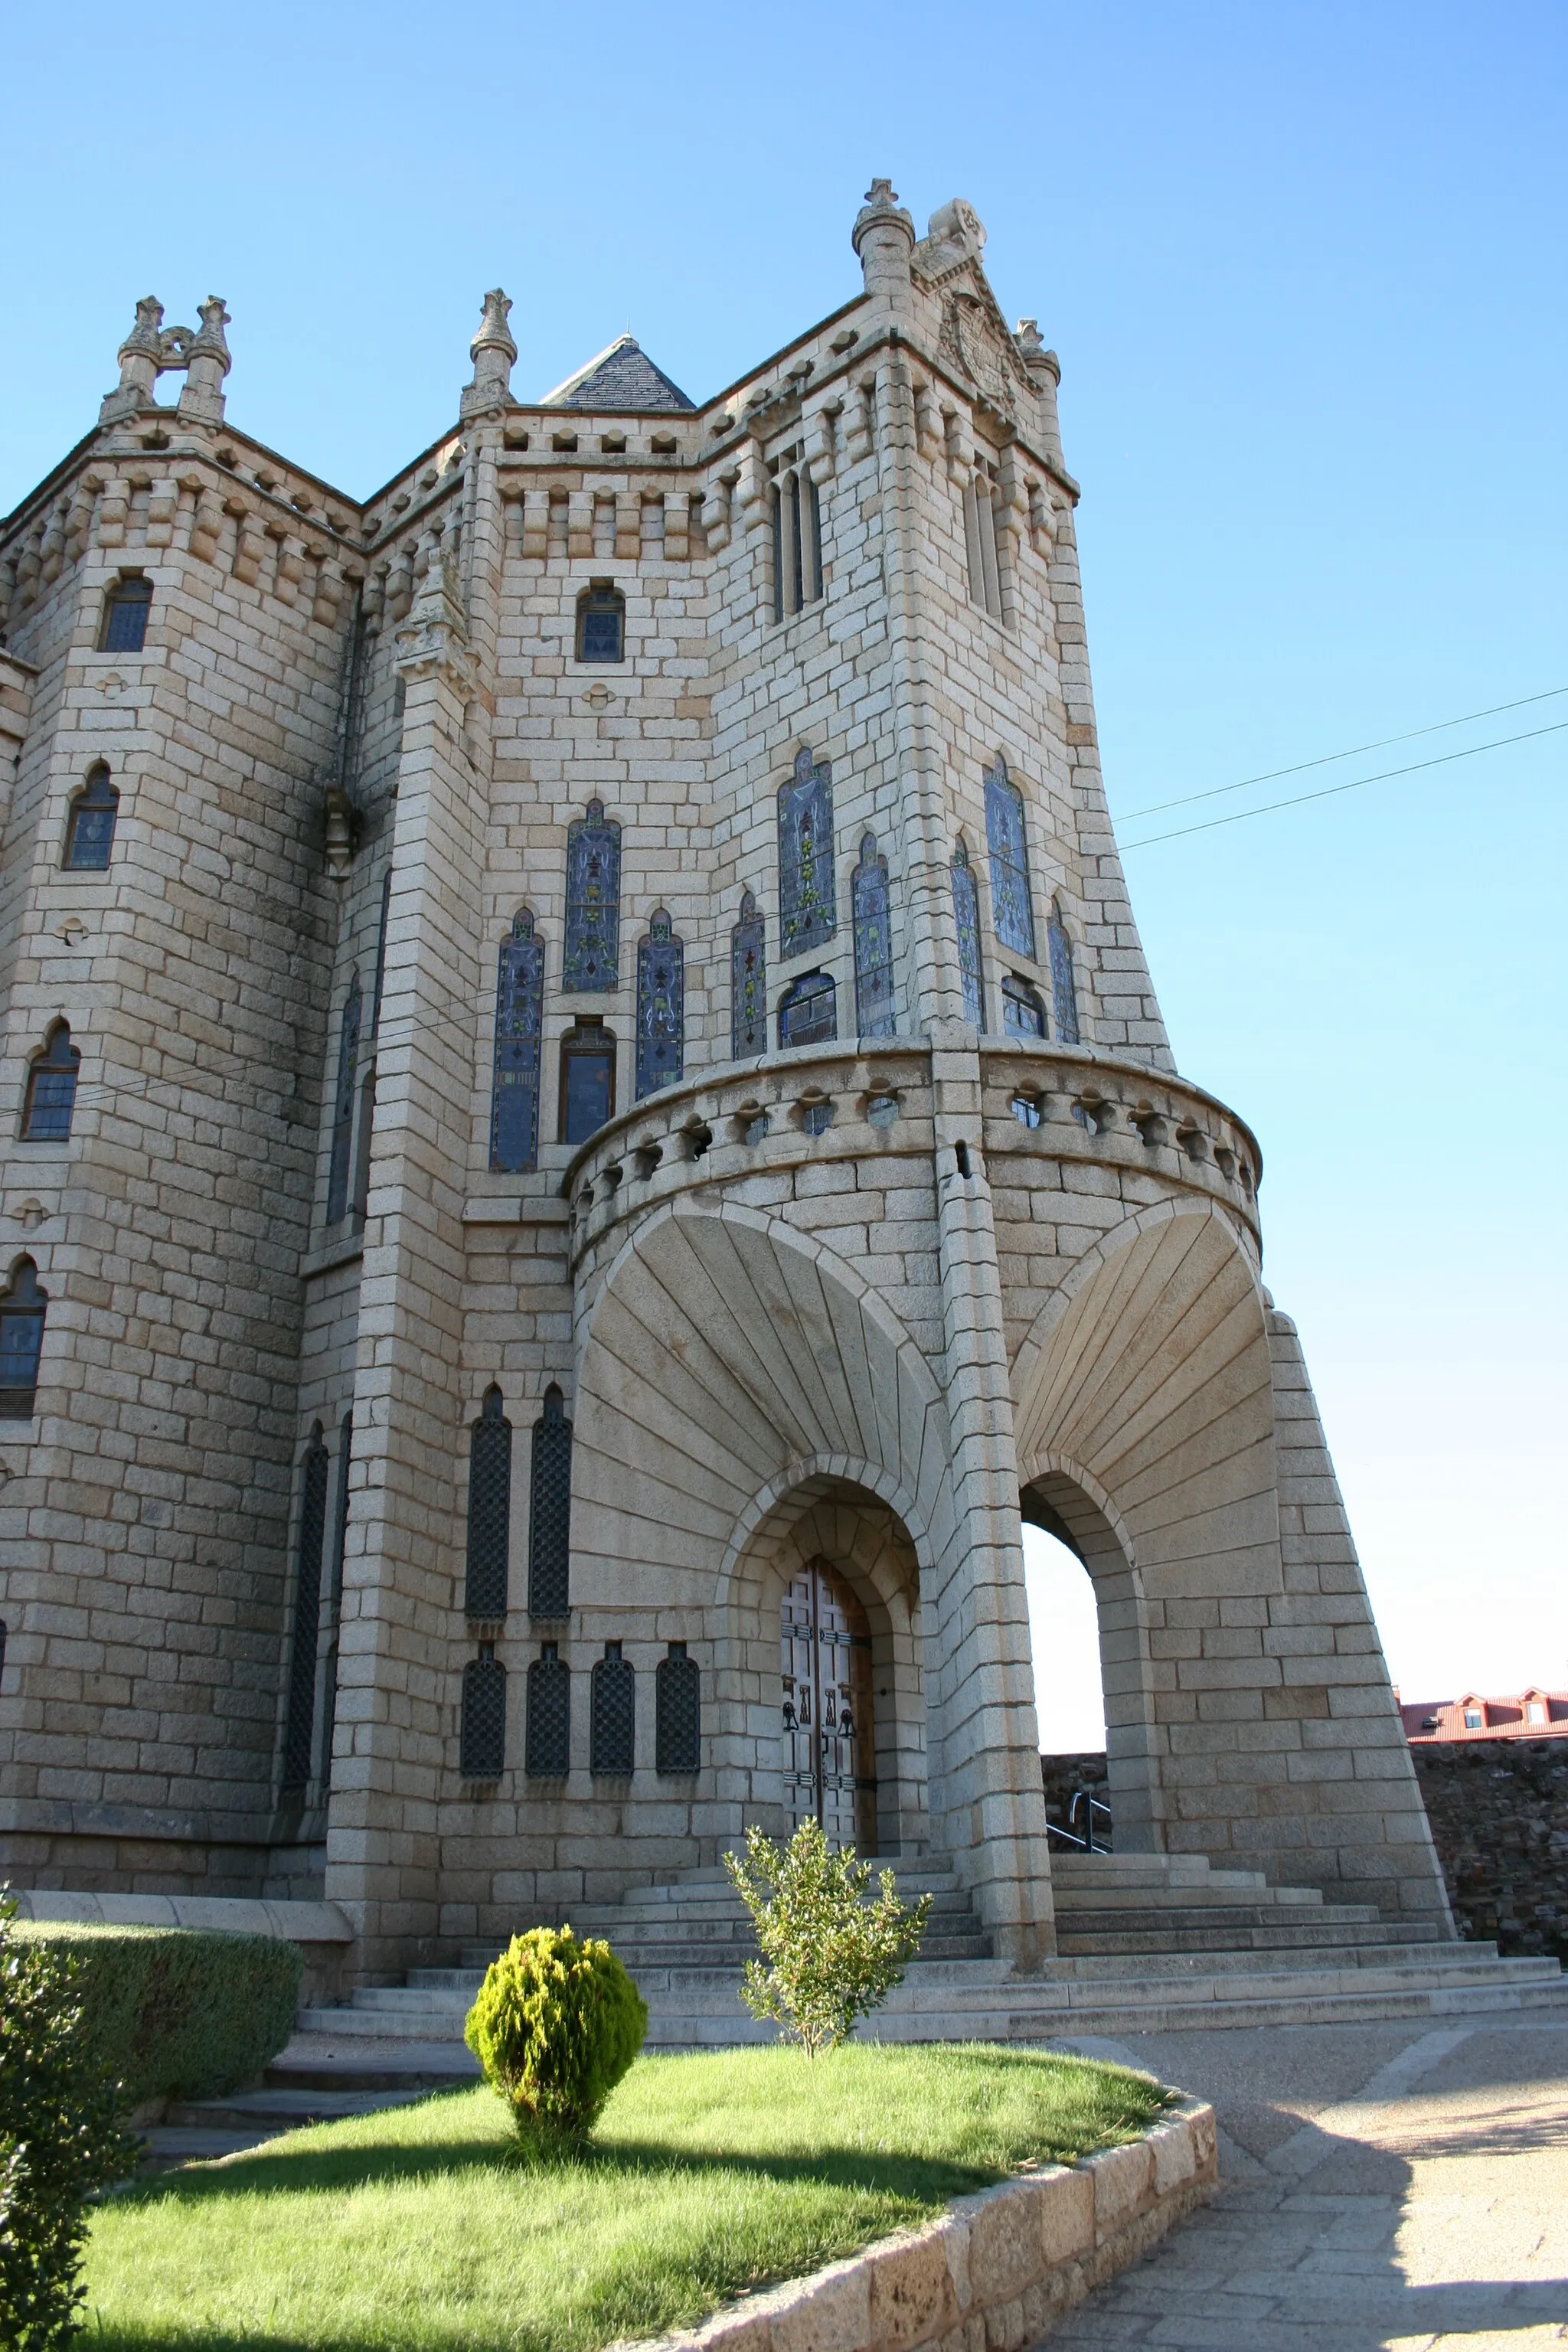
<box><xmin>635</xmin><ymin>910</ymin><xmax>684</xmax><ymax>1098</ymax></box>
<box><xmin>462</xmin><ymin>1644</ymin><xmax>507</xmax><ymax>1780</ymax></box>
<box><xmin>951</xmin><ymin>841</ymin><xmax>985</xmax><ymax>1030</ymax></box>
<box><xmin>777</xmin><ymin>747</ymin><xmax>835</xmax><ymax>959</ymax></box>
<box><xmin>100</xmin><ymin>576</ymin><xmax>152</xmax><ymax>652</ymax></box>
<box><xmin>559</xmin><ymin>1020</ymin><xmax>615</xmax><ymax>1145</ymax></box>
<box><xmin>778</xmin><ymin>972</ymin><xmax>836</xmax><ymax>1050</ymax></box>
<box><xmin>492</xmin><ymin>908</ymin><xmax>545</xmax><ymax>1173</ymax></box>
<box><xmin>563</xmin><ymin>800</ymin><xmax>622</xmax><ymax>989</ymax></box>
<box><xmin>466</xmin><ymin>1386</ymin><xmax>512</xmax><ymax>1622</ymax></box>
<box><xmin>851</xmin><ymin>833</ymin><xmax>894</xmax><ymax>1037</ymax></box>
<box><xmin>0</xmin><ymin>1260</ymin><xmax>47</xmax><ymax>1421</ymax></box>
<box><xmin>527</xmin><ymin>1643</ymin><xmax>570</xmax><ymax>1776</ymax></box>
<box><xmin>1001</xmin><ymin>975</ymin><xmax>1046</xmax><ymax>1038</ymax></box>
<box><xmin>64</xmin><ymin>766</ymin><xmax>119</xmax><ymax>871</ymax></box>
<box><xmin>281</xmin><ymin>1429</ymin><xmax>330</xmax><ymax>1788</ymax></box>
<box><xmin>769</xmin><ymin>454</ymin><xmax>824</xmax><ymax>622</ymax></box>
<box><xmin>656</xmin><ymin>1643</ymin><xmax>701</xmax><ymax>1774</ymax></box>
<box><xmin>325</xmin><ymin>975</ymin><xmax>361</xmax><ymax>1222</ymax></box>
<box><xmin>1047</xmin><ymin>900</ymin><xmax>1081</xmax><ymax>1044</ymax></box>
<box><xmin>576</xmin><ymin>583</ymin><xmax>625</xmax><ymax>663</ymax></box>
<box><xmin>591</xmin><ymin>1641</ymin><xmax>635</xmax><ymax>1775</ymax></box>
<box><xmin>21</xmin><ymin>1024</ymin><xmax>80</xmax><ymax>1142</ymax></box>
<box><xmin>528</xmin><ymin>1385</ymin><xmax>572</xmax><ymax>1618</ymax></box>
<box><xmin>984</xmin><ymin>757</ymin><xmax>1035</xmax><ymax>959</ymax></box>
<box><xmin>730</xmin><ymin>889</ymin><xmax>766</xmax><ymax>1058</ymax></box>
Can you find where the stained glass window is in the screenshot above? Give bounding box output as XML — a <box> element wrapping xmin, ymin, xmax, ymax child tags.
<box><xmin>656</xmin><ymin>1643</ymin><xmax>701</xmax><ymax>1774</ymax></box>
<box><xmin>281</xmin><ymin>1429</ymin><xmax>329</xmax><ymax>1788</ymax></box>
<box><xmin>778</xmin><ymin>747</ymin><xmax>835</xmax><ymax>959</ymax></box>
<box><xmin>0</xmin><ymin>1260</ymin><xmax>47</xmax><ymax>1421</ymax></box>
<box><xmin>851</xmin><ymin>832</ymin><xmax>894</xmax><ymax>1037</ymax></box>
<box><xmin>635</xmin><ymin>909</ymin><xmax>684</xmax><ymax>1098</ymax></box>
<box><xmin>21</xmin><ymin>1024</ymin><xmax>80</xmax><ymax>1143</ymax></box>
<box><xmin>563</xmin><ymin>800</ymin><xmax>622</xmax><ymax>991</ymax></box>
<box><xmin>526</xmin><ymin>1644</ymin><xmax>570</xmax><ymax>1777</ymax></box>
<box><xmin>984</xmin><ymin>756</ymin><xmax>1035</xmax><ymax>958</ymax></box>
<box><xmin>466</xmin><ymin>1386</ymin><xmax>512</xmax><ymax>1622</ymax></box>
<box><xmin>779</xmin><ymin>972</ymin><xmax>836</xmax><ymax>1049</ymax></box>
<box><xmin>462</xmin><ymin>1645</ymin><xmax>507</xmax><ymax>1780</ymax></box>
<box><xmin>325</xmin><ymin>977</ymin><xmax>361</xmax><ymax>1221</ymax></box>
<box><xmin>577</xmin><ymin>585</ymin><xmax>624</xmax><ymax>662</ymax></box>
<box><xmin>100</xmin><ymin>576</ymin><xmax>151</xmax><ymax>652</ymax></box>
<box><xmin>1001</xmin><ymin>975</ymin><xmax>1046</xmax><ymax>1037</ymax></box>
<box><xmin>730</xmin><ymin>890</ymin><xmax>766</xmax><ymax>1059</ymax></box>
<box><xmin>491</xmin><ymin>910</ymin><xmax>544</xmax><ymax>1173</ymax></box>
<box><xmin>64</xmin><ymin>767</ymin><xmax>119</xmax><ymax>871</ymax></box>
<box><xmin>591</xmin><ymin>1642</ymin><xmax>635</xmax><ymax>1775</ymax></box>
<box><xmin>952</xmin><ymin>841</ymin><xmax>985</xmax><ymax>1030</ymax></box>
<box><xmin>529</xmin><ymin>1384</ymin><xmax>572</xmax><ymax>1619</ymax></box>
<box><xmin>1047</xmin><ymin>900</ymin><xmax>1081</xmax><ymax>1044</ymax></box>
<box><xmin>559</xmin><ymin>1021</ymin><xmax>615</xmax><ymax>1145</ymax></box>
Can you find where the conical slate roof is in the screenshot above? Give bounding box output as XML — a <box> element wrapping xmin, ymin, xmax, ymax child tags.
<box><xmin>541</xmin><ymin>334</ymin><xmax>694</xmax><ymax>412</ymax></box>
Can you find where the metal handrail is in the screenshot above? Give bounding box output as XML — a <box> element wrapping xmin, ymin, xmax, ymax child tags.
<box><xmin>1069</xmin><ymin>1789</ymin><xmax>1113</xmax><ymax>1854</ymax></box>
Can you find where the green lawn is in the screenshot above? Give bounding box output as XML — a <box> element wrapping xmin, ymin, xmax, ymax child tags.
<box><xmin>86</xmin><ymin>2043</ymin><xmax>1169</xmax><ymax>2352</ymax></box>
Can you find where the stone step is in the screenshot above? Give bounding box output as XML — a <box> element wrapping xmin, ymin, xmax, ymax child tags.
<box><xmin>163</xmin><ymin>2085</ymin><xmax>436</xmax><ymax>2132</ymax></box>
<box><xmin>266</xmin><ymin>2041</ymin><xmax>479</xmax><ymax>2092</ymax></box>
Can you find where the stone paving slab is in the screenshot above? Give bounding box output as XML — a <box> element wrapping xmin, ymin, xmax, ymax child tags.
<box><xmin>1043</xmin><ymin>2013</ymin><xmax>1568</xmax><ymax>2348</ymax></box>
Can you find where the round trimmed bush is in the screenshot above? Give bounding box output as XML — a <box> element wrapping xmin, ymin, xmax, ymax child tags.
<box><xmin>464</xmin><ymin>1926</ymin><xmax>646</xmax><ymax>2149</ymax></box>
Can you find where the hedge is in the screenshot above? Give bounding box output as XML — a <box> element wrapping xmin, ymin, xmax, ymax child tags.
<box><xmin>10</xmin><ymin>1922</ymin><xmax>302</xmax><ymax>2106</ymax></box>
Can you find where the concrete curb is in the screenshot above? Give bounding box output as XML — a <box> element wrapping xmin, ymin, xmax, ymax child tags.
<box><xmin>626</xmin><ymin>2094</ymin><xmax>1217</xmax><ymax>2352</ymax></box>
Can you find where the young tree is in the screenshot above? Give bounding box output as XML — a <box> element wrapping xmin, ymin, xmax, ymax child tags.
<box><xmin>724</xmin><ymin>1821</ymin><xmax>932</xmax><ymax>2058</ymax></box>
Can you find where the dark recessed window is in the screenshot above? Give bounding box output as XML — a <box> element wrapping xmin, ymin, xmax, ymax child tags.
<box><xmin>21</xmin><ymin>1024</ymin><xmax>80</xmax><ymax>1142</ymax></box>
<box><xmin>1001</xmin><ymin>976</ymin><xmax>1047</xmax><ymax>1039</ymax></box>
<box><xmin>577</xmin><ymin>584</ymin><xmax>625</xmax><ymax>663</ymax></box>
<box><xmin>0</xmin><ymin>1259</ymin><xmax>47</xmax><ymax>1421</ymax></box>
<box><xmin>100</xmin><ymin>577</ymin><xmax>152</xmax><ymax>653</ymax></box>
<box><xmin>560</xmin><ymin>1021</ymin><xmax>616</xmax><ymax>1145</ymax></box>
<box><xmin>778</xmin><ymin>972</ymin><xmax>836</xmax><ymax>1050</ymax></box>
<box><xmin>64</xmin><ymin>767</ymin><xmax>119</xmax><ymax>871</ymax></box>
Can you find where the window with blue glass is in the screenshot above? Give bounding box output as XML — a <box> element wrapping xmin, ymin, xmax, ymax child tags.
<box><xmin>0</xmin><ymin>1259</ymin><xmax>47</xmax><ymax>1421</ymax></box>
<box><xmin>777</xmin><ymin>747</ymin><xmax>835</xmax><ymax>959</ymax></box>
<box><xmin>491</xmin><ymin>909</ymin><xmax>544</xmax><ymax>1173</ymax></box>
<box><xmin>778</xmin><ymin>971</ymin><xmax>837</xmax><ymax>1049</ymax></box>
<box><xmin>951</xmin><ymin>841</ymin><xmax>985</xmax><ymax>1030</ymax></box>
<box><xmin>730</xmin><ymin>889</ymin><xmax>766</xmax><ymax>1058</ymax></box>
<box><xmin>559</xmin><ymin>1020</ymin><xmax>615</xmax><ymax>1145</ymax></box>
<box><xmin>635</xmin><ymin>909</ymin><xmax>684</xmax><ymax>1098</ymax></box>
<box><xmin>563</xmin><ymin>799</ymin><xmax>622</xmax><ymax>990</ymax></box>
<box><xmin>1001</xmin><ymin>975</ymin><xmax>1046</xmax><ymax>1038</ymax></box>
<box><xmin>576</xmin><ymin>583</ymin><xmax>625</xmax><ymax>663</ymax></box>
<box><xmin>851</xmin><ymin>833</ymin><xmax>894</xmax><ymax>1037</ymax></box>
<box><xmin>21</xmin><ymin>1024</ymin><xmax>80</xmax><ymax>1142</ymax></box>
<box><xmin>984</xmin><ymin>756</ymin><xmax>1035</xmax><ymax>959</ymax></box>
<box><xmin>64</xmin><ymin>766</ymin><xmax>119</xmax><ymax>871</ymax></box>
<box><xmin>1047</xmin><ymin>899</ymin><xmax>1081</xmax><ymax>1044</ymax></box>
<box><xmin>325</xmin><ymin>976</ymin><xmax>361</xmax><ymax>1222</ymax></box>
<box><xmin>99</xmin><ymin>576</ymin><xmax>152</xmax><ymax>653</ymax></box>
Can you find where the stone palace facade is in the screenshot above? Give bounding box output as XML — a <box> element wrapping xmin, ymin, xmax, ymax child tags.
<box><xmin>0</xmin><ymin>186</ymin><xmax>1450</xmax><ymax>1977</ymax></box>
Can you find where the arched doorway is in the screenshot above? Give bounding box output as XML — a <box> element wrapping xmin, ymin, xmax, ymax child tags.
<box><xmin>781</xmin><ymin>1559</ymin><xmax>877</xmax><ymax>1849</ymax></box>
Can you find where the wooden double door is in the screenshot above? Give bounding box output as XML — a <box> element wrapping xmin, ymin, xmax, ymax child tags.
<box><xmin>781</xmin><ymin>1560</ymin><xmax>877</xmax><ymax>1851</ymax></box>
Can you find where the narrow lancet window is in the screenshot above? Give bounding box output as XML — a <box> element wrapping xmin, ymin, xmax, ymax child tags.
<box><xmin>465</xmin><ymin>1386</ymin><xmax>512</xmax><ymax>1622</ymax></box>
<box><xmin>730</xmin><ymin>890</ymin><xmax>766</xmax><ymax>1059</ymax></box>
<box><xmin>769</xmin><ymin>466</ymin><xmax>825</xmax><ymax>622</ymax></box>
<box><xmin>656</xmin><ymin>1642</ymin><xmax>701</xmax><ymax>1774</ymax></box>
<box><xmin>99</xmin><ymin>576</ymin><xmax>152</xmax><ymax>652</ymax></box>
<box><xmin>1047</xmin><ymin>900</ymin><xmax>1082</xmax><ymax>1044</ymax></box>
<box><xmin>963</xmin><ymin>469</ymin><xmax>1004</xmax><ymax>620</ymax></box>
<box><xmin>778</xmin><ymin>971</ymin><xmax>837</xmax><ymax>1049</ymax></box>
<box><xmin>0</xmin><ymin>1260</ymin><xmax>47</xmax><ymax>1420</ymax></box>
<box><xmin>563</xmin><ymin>800</ymin><xmax>622</xmax><ymax>990</ymax></box>
<box><xmin>461</xmin><ymin>1644</ymin><xmax>507</xmax><ymax>1780</ymax></box>
<box><xmin>984</xmin><ymin>756</ymin><xmax>1035</xmax><ymax>958</ymax></box>
<box><xmin>528</xmin><ymin>1384</ymin><xmax>572</xmax><ymax>1619</ymax></box>
<box><xmin>851</xmin><ymin>833</ymin><xmax>894</xmax><ymax>1037</ymax></box>
<box><xmin>325</xmin><ymin>976</ymin><xmax>361</xmax><ymax>1223</ymax></box>
<box><xmin>21</xmin><ymin>1024</ymin><xmax>80</xmax><ymax>1142</ymax></box>
<box><xmin>777</xmin><ymin>747</ymin><xmax>835</xmax><ymax>959</ymax></box>
<box><xmin>318</xmin><ymin>1410</ymin><xmax>352</xmax><ymax>1789</ymax></box>
<box><xmin>952</xmin><ymin>841</ymin><xmax>985</xmax><ymax>1030</ymax></box>
<box><xmin>590</xmin><ymin>1642</ymin><xmax>635</xmax><ymax>1775</ymax></box>
<box><xmin>635</xmin><ymin>909</ymin><xmax>684</xmax><ymax>1098</ymax></box>
<box><xmin>281</xmin><ymin>1429</ymin><xmax>330</xmax><ymax>1789</ymax></box>
<box><xmin>64</xmin><ymin>766</ymin><xmax>119</xmax><ymax>871</ymax></box>
<box><xmin>491</xmin><ymin>910</ymin><xmax>544</xmax><ymax>1173</ymax></box>
<box><xmin>370</xmin><ymin>868</ymin><xmax>393</xmax><ymax>1034</ymax></box>
<box><xmin>526</xmin><ymin>1643</ymin><xmax>570</xmax><ymax>1777</ymax></box>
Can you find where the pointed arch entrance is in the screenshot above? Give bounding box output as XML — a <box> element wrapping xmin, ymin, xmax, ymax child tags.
<box><xmin>781</xmin><ymin>1558</ymin><xmax>877</xmax><ymax>1849</ymax></box>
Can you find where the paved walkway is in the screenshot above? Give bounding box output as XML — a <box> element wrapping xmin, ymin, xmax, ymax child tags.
<box><xmin>1046</xmin><ymin>2015</ymin><xmax>1568</xmax><ymax>2350</ymax></box>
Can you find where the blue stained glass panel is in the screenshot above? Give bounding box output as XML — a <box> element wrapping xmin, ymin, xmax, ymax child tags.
<box><xmin>778</xmin><ymin>748</ymin><xmax>835</xmax><ymax>959</ymax></box>
<box><xmin>952</xmin><ymin>844</ymin><xmax>985</xmax><ymax>1030</ymax></box>
<box><xmin>984</xmin><ymin>756</ymin><xmax>1035</xmax><ymax>959</ymax></box>
<box><xmin>730</xmin><ymin>890</ymin><xmax>766</xmax><ymax>1058</ymax></box>
<box><xmin>635</xmin><ymin>909</ymin><xmax>684</xmax><ymax>1097</ymax></box>
<box><xmin>491</xmin><ymin>910</ymin><xmax>544</xmax><ymax>1173</ymax></box>
<box><xmin>563</xmin><ymin>800</ymin><xmax>622</xmax><ymax>990</ymax></box>
<box><xmin>851</xmin><ymin>833</ymin><xmax>894</xmax><ymax>1037</ymax></box>
<box><xmin>779</xmin><ymin>972</ymin><xmax>837</xmax><ymax>1048</ymax></box>
<box><xmin>1047</xmin><ymin>903</ymin><xmax>1081</xmax><ymax>1044</ymax></box>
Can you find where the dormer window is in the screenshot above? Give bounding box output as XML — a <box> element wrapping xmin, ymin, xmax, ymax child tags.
<box><xmin>99</xmin><ymin>576</ymin><xmax>152</xmax><ymax>653</ymax></box>
<box><xmin>577</xmin><ymin>583</ymin><xmax>625</xmax><ymax>663</ymax></box>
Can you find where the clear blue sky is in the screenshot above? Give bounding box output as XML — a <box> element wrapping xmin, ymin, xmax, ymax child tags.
<box><xmin>5</xmin><ymin>2</ymin><xmax>1564</xmax><ymax>1706</ymax></box>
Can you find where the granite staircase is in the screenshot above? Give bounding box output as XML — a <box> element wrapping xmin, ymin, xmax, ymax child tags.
<box><xmin>296</xmin><ymin>1852</ymin><xmax>1568</xmax><ymax>2050</ymax></box>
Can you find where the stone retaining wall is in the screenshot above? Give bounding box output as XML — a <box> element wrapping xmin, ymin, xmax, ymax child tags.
<box><xmin>637</xmin><ymin>2096</ymin><xmax>1217</xmax><ymax>2352</ymax></box>
<box><xmin>1411</xmin><ymin>1742</ymin><xmax>1568</xmax><ymax>1962</ymax></box>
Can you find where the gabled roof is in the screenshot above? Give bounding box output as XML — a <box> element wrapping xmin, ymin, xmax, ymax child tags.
<box><xmin>540</xmin><ymin>335</ymin><xmax>695</xmax><ymax>413</ymax></box>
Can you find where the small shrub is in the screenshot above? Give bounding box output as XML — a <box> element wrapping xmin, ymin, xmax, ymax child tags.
<box><xmin>0</xmin><ymin>1893</ymin><xmax>136</xmax><ymax>2348</ymax></box>
<box><xmin>465</xmin><ymin>1926</ymin><xmax>647</xmax><ymax>2151</ymax></box>
<box><xmin>8</xmin><ymin>1921</ymin><xmax>302</xmax><ymax>2107</ymax></box>
<box><xmin>725</xmin><ymin>1821</ymin><xmax>932</xmax><ymax>2058</ymax></box>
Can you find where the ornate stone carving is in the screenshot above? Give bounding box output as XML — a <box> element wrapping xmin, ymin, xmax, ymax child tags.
<box><xmin>393</xmin><ymin>541</ymin><xmax>476</xmax><ymax>693</ymax></box>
